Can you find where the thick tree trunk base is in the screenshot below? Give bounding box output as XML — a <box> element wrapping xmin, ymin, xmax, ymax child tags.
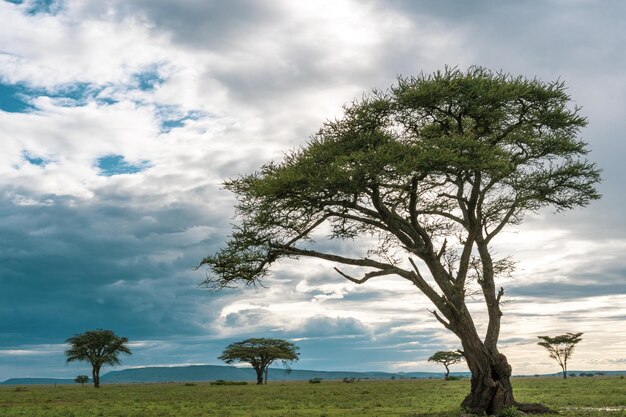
<box><xmin>461</xmin><ymin>353</ymin><xmax>515</xmax><ymax>415</ymax></box>
<box><xmin>460</xmin><ymin>403</ymin><xmax>555</xmax><ymax>417</ymax></box>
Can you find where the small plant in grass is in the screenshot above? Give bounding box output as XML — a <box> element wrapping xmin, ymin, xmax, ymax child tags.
<box><xmin>309</xmin><ymin>378</ymin><xmax>322</xmax><ymax>383</ymax></box>
<box><xmin>497</xmin><ymin>406</ymin><xmax>522</xmax><ymax>417</ymax></box>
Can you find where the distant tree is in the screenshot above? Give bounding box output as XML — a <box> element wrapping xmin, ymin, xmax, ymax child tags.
<box><xmin>65</xmin><ymin>329</ymin><xmax>132</xmax><ymax>388</ymax></box>
<box><xmin>537</xmin><ymin>332</ymin><xmax>583</xmax><ymax>379</ymax></box>
<box><xmin>428</xmin><ymin>351</ymin><xmax>464</xmax><ymax>379</ymax></box>
<box><xmin>74</xmin><ymin>375</ymin><xmax>89</xmax><ymax>387</ymax></box>
<box><xmin>218</xmin><ymin>338</ymin><xmax>299</xmax><ymax>385</ymax></box>
<box><xmin>200</xmin><ymin>67</ymin><xmax>600</xmax><ymax>415</ymax></box>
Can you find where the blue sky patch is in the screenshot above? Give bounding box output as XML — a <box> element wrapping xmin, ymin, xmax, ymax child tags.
<box><xmin>0</xmin><ymin>81</ymin><xmax>119</xmax><ymax>112</ymax></box>
<box><xmin>132</xmin><ymin>69</ymin><xmax>165</xmax><ymax>92</ymax></box>
<box><xmin>3</xmin><ymin>0</ymin><xmax>63</xmax><ymax>14</ymax></box>
<box><xmin>97</xmin><ymin>155</ymin><xmax>150</xmax><ymax>176</ymax></box>
<box><xmin>160</xmin><ymin>109</ymin><xmax>206</xmax><ymax>132</ymax></box>
<box><xmin>27</xmin><ymin>0</ymin><xmax>62</xmax><ymax>15</ymax></box>
<box><xmin>0</xmin><ymin>83</ymin><xmax>35</xmax><ymax>112</ymax></box>
<box><xmin>22</xmin><ymin>151</ymin><xmax>48</xmax><ymax>166</ymax></box>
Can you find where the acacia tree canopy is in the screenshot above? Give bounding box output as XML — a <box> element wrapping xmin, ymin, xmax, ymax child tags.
<box><xmin>218</xmin><ymin>338</ymin><xmax>299</xmax><ymax>385</ymax></box>
<box><xmin>65</xmin><ymin>329</ymin><xmax>132</xmax><ymax>388</ymax></box>
<box><xmin>428</xmin><ymin>350</ymin><xmax>464</xmax><ymax>379</ymax></box>
<box><xmin>201</xmin><ymin>67</ymin><xmax>600</xmax><ymax>414</ymax></box>
<box><xmin>538</xmin><ymin>332</ymin><xmax>583</xmax><ymax>379</ymax></box>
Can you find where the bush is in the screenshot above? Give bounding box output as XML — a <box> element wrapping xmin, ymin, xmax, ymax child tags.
<box><xmin>210</xmin><ymin>380</ymin><xmax>248</xmax><ymax>386</ymax></box>
<box><xmin>497</xmin><ymin>406</ymin><xmax>522</xmax><ymax>417</ymax></box>
<box><xmin>445</xmin><ymin>375</ymin><xmax>463</xmax><ymax>381</ymax></box>
<box><xmin>308</xmin><ymin>378</ymin><xmax>322</xmax><ymax>383</ymax></box>
<box><xmin>183</xmin><ymin>383</ymin><xmax>196</xmax><ymax>386</ymax></box>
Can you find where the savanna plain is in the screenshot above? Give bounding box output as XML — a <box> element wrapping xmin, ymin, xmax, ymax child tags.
<box><xmin>1</xmin><ymin>377</ymin><xmax>624</xmax><ymax>417</ymax></box>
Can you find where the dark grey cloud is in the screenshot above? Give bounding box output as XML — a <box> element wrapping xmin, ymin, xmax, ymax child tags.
<box><xmin>0</xmin><ymin>193</ymin><xmax>226</xmax><ymax>347</ymax></box>
<box><xmin>298</xmin><ymin>315</ymin><xmax>368</xmax><ymax>338</ymax></box>
<box><xmin>112</xmin><ymin>0</ymin><xmax>280</xmax><ymax>51</ymax></box>
<box><xmin>510</xmin><ymin>282</ymin><xmax>626</xmax><ymax>300</ymax></box>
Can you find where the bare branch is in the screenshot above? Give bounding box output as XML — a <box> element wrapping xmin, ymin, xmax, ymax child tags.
<box><xmin>279</xmin><ymin>246</ymin><xmax>396</xmax><ymax>270</ymax></box>
<box><xmin>333</xmin><ymin>267</ymin><xmax>395</xmax><ymax>284</ymax></box>
<box><xmin>429</xmin><ymin>309</ymin><xmax>454</xmax><ymax>332</ymax></box>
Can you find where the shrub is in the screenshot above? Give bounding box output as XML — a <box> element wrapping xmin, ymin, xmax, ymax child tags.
<box><xmin>308</xmin><ymin>378</ymin><xmax>322</xmax><ymax>384</ymax></box>
<box><xmin>210</xmin><ymin>380</ymin><xmax>247</xmax><ymax>386</ymax></box>
<box><xmin>497</xmin><ymin>406</ymin><xmax>522</xmax><ymax>417</ymax></box>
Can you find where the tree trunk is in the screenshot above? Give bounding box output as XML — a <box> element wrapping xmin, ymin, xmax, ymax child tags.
<box><xmin>92</xmin><ymin>366</ymin><xmax>100</xmax><ymax>389</ymax></box>
<box><xmin>456</xmin><ymin>326</ymin><xmax>554</xmax><ymax>415</ymax></box>
<box><xmin>444</xmin><ymin>364</ymin><xmax>450</xmax><ymax>380</ymax></box>
<box><xmin>254</xmin><ymin>367</ymin><xmax>264</xmax><ymax>385</ymax></box>
<box><xmin>264</xmin><ymin>368</ymin><xmax>268</xmax><ymax>385</ymax></box>
<box><xmin>460</xmin><ymin>337</ymin><xmax>515</xmax><ymax>415</ymax></box>
<box><xmin>562</xmin><ymin>365</ymin><xmax>567</xmax><ymax>379</ymax></box>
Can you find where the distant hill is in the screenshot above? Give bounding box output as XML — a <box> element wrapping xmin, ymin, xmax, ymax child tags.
<box><xmin>0</xmin><ymin>378</ymin><xmax>74</xmax><ymax>385</ymax></box>
<box><xmin>100</xmin><ymin>364</ymin><xmax>457</xmax><ymax>383</ymax></box>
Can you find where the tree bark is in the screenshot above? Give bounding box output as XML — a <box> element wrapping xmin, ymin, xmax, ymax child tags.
<box><xmin>254</xmin><ymin>367</ymin><xmax>264</xmax><ymax>385</ymax></box>
<box><xmin>462</xmin><ymin>349</ymin><xmax>515</xmax><ymax>414</ymax></box>
<box><xmin>456</xmin><ymin>323</ymin><xmax>515</xmax><ymax>415</ymax></box>
<box><xmin>92</xmin><ymin>366</ymin><xmax>100</xmax><ymax>388</ymax></box>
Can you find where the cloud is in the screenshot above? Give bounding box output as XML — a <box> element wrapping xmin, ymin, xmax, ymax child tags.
<box><xmin>297</xmin><ymin>315</ymin><xmax>369</xmax><ymax>338</ymax></box>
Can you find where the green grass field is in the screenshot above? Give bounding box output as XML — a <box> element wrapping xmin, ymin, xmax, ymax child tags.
<box><xmin>0</xmin><ymin>377</ymin><xmax>624</xmax><ymax>416</ymax></box>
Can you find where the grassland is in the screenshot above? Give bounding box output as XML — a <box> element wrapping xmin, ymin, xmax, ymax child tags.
<box><xmin>0</xmin><ymin>377</ymin><xmax>624</xmax><ymax>416</ymax></box>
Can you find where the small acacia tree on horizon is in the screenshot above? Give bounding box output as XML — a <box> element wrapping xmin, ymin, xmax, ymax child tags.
<box><xmin>65</xmin><ymin>329</ymin><xmax>132</xmax><ymax>388</ymax></box>
<box><xmin>74</xmin><ymin>375</ymin><xmax>89</xmax><ymax>387</ymax></box>
<box><xmin>218</xmin><ymin>338</ymin><xmax>299</xmax><ymax>385</ymax></box>
<box><xmin>428</xmin><ymin>351</ymin><xmax>464</xmax><ymax>379</ymax></box>
<box><xmin>538</xmin><ymin>332</ymin><xmax>583</xmax><ymax>379</ymax></box>
<box><xmin>200</xmin><ymin>67</ymin><xmax>600</xmax><ymax>414</ymax></box>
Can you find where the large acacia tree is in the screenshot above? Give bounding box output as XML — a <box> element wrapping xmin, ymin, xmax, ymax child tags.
<box><xmin>200</xmin><ymin>67</ymin><xmax>600</xmax><ymax>414</ymax></box>
<box><xmin>219</xmin><ymin>338</ymin><xmax>299</xmax><ymax>384</ymax></box>
<box><xmin>65</xmin><ymin>329</ymin><xmax>132</xmax><ymax>388</ymax></box>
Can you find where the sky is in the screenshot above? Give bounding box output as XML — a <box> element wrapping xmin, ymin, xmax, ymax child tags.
<box><xmin>0</xmin><ymin>0</ymin><xmax>625</xmax><ymax>380</ymax></box>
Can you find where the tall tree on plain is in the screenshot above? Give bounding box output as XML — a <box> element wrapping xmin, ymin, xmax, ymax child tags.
<box><xmin>537</xmin><ymin>332</ymin><xmax>583</xmax><ymax>379</ymax></box>
<box><xmin>428</xmin><ymin>351</ymin><xmax>464</xmax><ymax>379</ymax></box>
<box><xmin>65</xmin><ymin>329</ymin><xmax>132</xmax><ymax>388</ymax></box>
<box><xmin>200</xmin><ymin>67</ymin><xmax>600</xmax><ymax>414</ymax></box>
<box><xmin>218</xmin><ymin>338</ymin><xmax>299</xmax><ymax>385</ymax></box>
